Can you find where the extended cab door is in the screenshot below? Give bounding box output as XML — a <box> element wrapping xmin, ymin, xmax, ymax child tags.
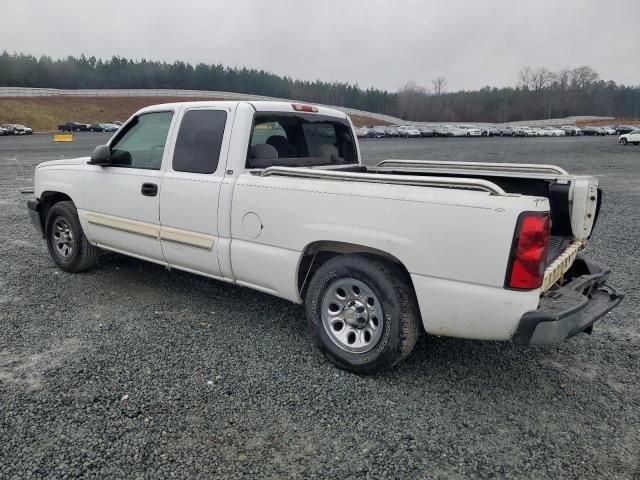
<box><xmin>81</xmin><ymin>110</ymin><xmax>175</xmax><ymax>263</ymax></box>
<box><xmin>158</xmin><ymin>104</ymin><xmax>235</xmax><ymax>278</ymax></box>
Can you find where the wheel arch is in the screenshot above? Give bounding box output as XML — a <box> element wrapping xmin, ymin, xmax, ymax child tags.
<box><xmin>296</xmin><ymin>240</ymin><xmax>417</xmax><ymax>303</ymax></box>
<box><xmin>39</xmin><ymin>191</ymin><xmax>75</xmax><ymax>233</ymax></box>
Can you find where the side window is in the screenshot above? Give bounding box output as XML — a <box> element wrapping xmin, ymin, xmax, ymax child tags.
<box><xmin>110</xmin><ymin>111</ymin><xmax>173</xmax><ymax>169</ymax></box>
<box><xmin>173</xmin><ymin>110</ymin><xmax>227</xmax><ymax>174</ymax></box>
<box><xmin>302</xmin><ymin>123</ymin><xmax>337</xmax><ymax>157</ymax></box>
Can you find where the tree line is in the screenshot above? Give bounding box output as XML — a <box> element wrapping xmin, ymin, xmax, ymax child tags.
<box><xmin>397</xmin><ymin>66</ymin><xmax>640</xmax><ymax>122</ymax></box>
<box><xmin>1</xmin><ymin>52</ymin><xmax>638</xmax><ymax>122</ymax></box>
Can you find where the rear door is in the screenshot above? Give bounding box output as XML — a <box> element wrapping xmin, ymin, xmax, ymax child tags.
<box><xmin>159</xmin><ymin>104</ymin><xmax>235</xmax><ymax>278</ymax></box>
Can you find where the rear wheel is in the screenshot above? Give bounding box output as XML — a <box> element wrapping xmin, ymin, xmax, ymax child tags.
<box><xmin>305</xmin><ymin>254</ymin><xmax>420</xmax><ymax>373</ymax></box>
<box><xmin>45</xmin><ymin>201</ymin><xmax>99</xmax><ymax>272</ymax></box>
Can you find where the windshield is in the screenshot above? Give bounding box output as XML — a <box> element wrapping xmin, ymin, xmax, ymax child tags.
<box><xmin>247</xmin><ymin>113</ymin><xmax>357</xmax><ymax>168</ymax></box>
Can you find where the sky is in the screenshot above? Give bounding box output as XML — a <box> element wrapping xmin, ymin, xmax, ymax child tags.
<box><xmin>1</xmin><ymin>0</ymin><xmax>638</xmax><ymax>92</ymax></box>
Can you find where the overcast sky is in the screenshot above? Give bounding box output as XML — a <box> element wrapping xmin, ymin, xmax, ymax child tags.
<box><xmin>1</xmin><ymin>0</ymin><xmax>638</xmax><ymax>92</ymax></box>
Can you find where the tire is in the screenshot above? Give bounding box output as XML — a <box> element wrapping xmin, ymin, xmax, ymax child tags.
<box><xmin>620</xmin><ymin>138</ymin><xmax>628</xmax><ymax>145</ymax></box>
<box><xmin>634</xmin><ymin>142</ymin><xmax>639</xmax><ymax>146</ymax></box>
<box><xmin>305</xmin><ymin>254</ymin><xmax>420</xmax><ymax>374</ymax></box>
<box><xmin>45</xmin><ymin>201</ymin><xmax>99</xmax><ymax>272</ymax></box>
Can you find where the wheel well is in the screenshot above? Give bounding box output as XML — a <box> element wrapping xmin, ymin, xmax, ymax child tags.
<box><xmin>297</xmin><ymin>241</ymin><xmax>415</xmax><ymax>300</ymax></box>
<box><xmin>39</xmin><ymin>191</ymin><xmax>73</xmax><ymax>228</ymax></box>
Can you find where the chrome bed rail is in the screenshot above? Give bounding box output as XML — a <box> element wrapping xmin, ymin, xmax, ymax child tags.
<box><xmin>375</xmin><ymin>159</ymin><xmax>569</xmax><ymax>177</ymax></box>
<box><xmin>259</xmin><ymin>166</ymin><xmax>507</xmax><ymax>195</ymax></box>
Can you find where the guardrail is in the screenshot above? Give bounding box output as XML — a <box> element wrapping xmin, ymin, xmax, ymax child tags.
<box><xmin>0</xmin><ymin>87</ymin><xmax>614</xmax><ymax>127</ymax></box>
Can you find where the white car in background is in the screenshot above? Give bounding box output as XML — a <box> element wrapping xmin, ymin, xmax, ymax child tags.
<box><xmin>354</xmin><ymin>126</ymin><xmax>369</xmax><ymax>138</ymax></box>
<box><xmin>499</xmin><ymin>126</ymin><xmax>514</xmax><ymax>137</ymax></box>
<box><xmin>601</xmin><ymin>126</ymin><xmax>617</xmax><ymax>135</ymax></box>
<box><xmin>397</xmin><ymin>125</ymin><xmax>421</xmax><ymax>138</ymax></box>
<box><xmin>618</xmin><ymin>129</ymin><xmax>640</xmax><ymax>145</ymax></box>
<box><xmin>458</xmin><ymin>125</ymin><xmax>482</xmax><ymax>137</ymax></box>
<box><xmin>447</xmin><ymin>125</ymin><xmax>467</xmax><ymax>137</ymax></box>
<box><xmin>543</xmin><ymin>127</ymin><xmax>566</xmax><ymax>137</ymax></box>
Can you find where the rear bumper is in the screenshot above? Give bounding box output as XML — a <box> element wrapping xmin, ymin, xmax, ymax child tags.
<box><xmin>27</xmin><ymin>198</ymin><xmax>44</xmax><ymax>237</ymax></box>
<box><xmin>513</xmin><ymin>258</ymin><xmax>623</xmax><ymax>345</ymax></box>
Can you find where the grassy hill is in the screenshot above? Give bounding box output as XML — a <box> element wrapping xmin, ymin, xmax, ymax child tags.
<box><xmin>0</xmin><ymin>96</ymin><xmax>385</xmax><ymax>132</ymax></box>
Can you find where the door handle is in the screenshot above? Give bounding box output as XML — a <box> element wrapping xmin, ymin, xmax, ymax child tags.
<box><xmin>141</xmin><ymin>183</ymin><xmax>158</xmax><ymax>197</ymax></box>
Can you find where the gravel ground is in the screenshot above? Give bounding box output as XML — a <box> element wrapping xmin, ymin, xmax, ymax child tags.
<box><xmin>1</xmin><ymin>133</ymin><xmax>638</xmax><ymax>479</ymax></box>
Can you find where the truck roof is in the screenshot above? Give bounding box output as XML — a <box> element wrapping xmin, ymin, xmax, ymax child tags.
<box><xmin>136</xmin><ymin>100</ymin><xmax>348</xmax><ymax>120</ymax></box>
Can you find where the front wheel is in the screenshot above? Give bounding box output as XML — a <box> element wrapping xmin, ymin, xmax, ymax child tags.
<box><xmin>45</xmin><ymin>201</ymin><xmax>99</xmax><ymax>272</ymax></box>
<box><xmin>305</xmin><ymin>254</ymin><xmax>420</xmax><ymax>373</ymax></box>
<box><xmin>620</xmin><ymin>138</ymin><xmax>628</xmax><ymax>145</ymax></box>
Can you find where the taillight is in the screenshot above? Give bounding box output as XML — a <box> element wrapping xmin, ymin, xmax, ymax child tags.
<box><xmin>505</xmin><ymin>212</ymin><xmax>550</xmax><ymax>290</ymax></box>
<box><xmin>291</xmin><ymin>103</ymin><xmax>318</xmax><ymax>113</ymax></box>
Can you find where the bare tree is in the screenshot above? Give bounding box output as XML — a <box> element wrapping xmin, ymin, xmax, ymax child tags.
<box><xmin>570</xmin><ymin>66</ymin><xmax>599</xmax><ymax>89</ymax></box>
<box><xmin>531</xmin><ymin>67</ymin><xmax>555</xmax><ymax>91</ymax></box>
<box><xmin>518</xmin><ymin>66</ymin><xmax>533</xmax><ymax>90</ymax></box>
<box><xmin>432</xmin><ymin>76</ymin><xmax>447</xmax><ymax>95</ymax></box>
<box><xmin>555</xmin><ymin>68</ymin><xmax>571</xmax><ymax>90</ymax></box>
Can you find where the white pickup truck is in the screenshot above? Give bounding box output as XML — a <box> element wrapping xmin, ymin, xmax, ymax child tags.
<box><xmin>27</xmin><ymin>101</ymin><xmax>623</xmax><ymax>373</ymax></box>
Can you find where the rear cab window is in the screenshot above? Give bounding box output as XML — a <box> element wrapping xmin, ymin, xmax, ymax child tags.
<box><xmin>246</xmin><ymin>113</ymin><xmax>357</xmax><ymax>168</ymax></box>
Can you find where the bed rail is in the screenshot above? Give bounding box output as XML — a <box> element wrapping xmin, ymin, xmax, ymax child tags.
<box><xmin>258</xmin><ymin>166</ymin><xmax>507</xmax><ymax>195</ymax></box>
<box><xmin>375</xmin><ymin>159</ymin><xmax>569</xmax><ymax>176</ymax></box>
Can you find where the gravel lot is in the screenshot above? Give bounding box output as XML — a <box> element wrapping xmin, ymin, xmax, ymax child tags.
<box><xmin>1</xmin><ymin>133</ymin><xmax>638</xmax><ymax>479</ymax></box>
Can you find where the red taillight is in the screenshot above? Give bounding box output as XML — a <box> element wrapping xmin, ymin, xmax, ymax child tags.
<box><xmin>506</xmin><ymin>212</ymin><xmax>550</xmax><ymax>290</ymax></box>
<box><xmin>291</xmin><ymin>103</ymin><xmax>318</xmax><ymax>113</ymax></box>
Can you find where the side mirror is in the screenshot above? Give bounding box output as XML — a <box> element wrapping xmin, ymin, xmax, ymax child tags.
<box><xmin>89</xmin><ymin>144</ymin><xmax>111</xmax><ymax>165</ymax></box>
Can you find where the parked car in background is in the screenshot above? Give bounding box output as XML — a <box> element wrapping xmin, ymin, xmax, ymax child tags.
<box><xmin>458</xmin><ymin>125</ymin><xmax>481</xmax><ymax>137</ymax></box>
<box><xmin>1</xmin><ymin>123</ymin><xmax>26</xmax><ymax>135</ymax></box>
<box><xmin>432</xmin><ymin>125</ymin><xmax>452</xmax><ymax>137</ymax></box>
<box><xmin>481</xmin><ymin>126</ymin><xmax>498</xmax><ymax>137</ymax></box>
<box><xmin>19</xmin><ymin>125</ymin><xmax>33</xmax><ymax>135</ymax></box>
<box><xmin>446</xmin><ymin>125</ymin><xmax>467</xmax><ymax>137</ymax></box>
<box><xmin>397</xmin><ymin>125</ymin><xmax>421</xmax><ymax>138</ymax></box>
<box><xmin>619</xmin><ymin>129</ymin><xmax>640</xmax><ymax>145</ymax></box>
<box><xmin>600</xmin><ymin>126</ymin><xmax>617</xmax><ymax>135</ymax></box>
<box><xmin>561</xmin><ymin>126</ymin><xmax>582</xmax><ymax>136</ymax></box>
<box><xmin>418</xmin><ymin>126</ymin><xmax>434</xmax><ymax>137</ymax></box>
<box><xmin>370</xmin><ymin>126</ymin><xmax>387</xmax><ymax>138</ymax></box>
<box><xmin>385</xmin><ymin>126</ymin><xmax>400</xmax><ymax>137</ymax></box>
<box><xmin>614</xmin><ymin>125</ymin><xmax>635</xmax><ymax>135</ymax></box>
<box><xmin>582</xmin><ymin>126</ymin><xmax>605</xmax><ymax>136</ymax></box>
<box><xmin>542</xmin><ymin>127</ymin><xmax>565</xmax><ymax>137</ymax></box>
<box><xmin>59</xmin><ymin>122</ymin><xmax>90</xmax><ymax>132</ymax></box>
<box><xmin>0</xmin><ymin>126</ymin><xmax>8</xmax><ymax>136</ymax></box>
<box><xmin>499</xmin><ymin>126</ymin><xmax>514</xmax><ymax>137</ymax></box>
<box><xmin>354</xmin><ymin>126</ymin><xmax>369</xmax><ymax>138</ymax></box>
<box><xmin>101</xmin><ymin>123</ymin><xmax>120</xmax><ymax>132</ymax></box>
<box><xmin>512</xmin><ymin>126</ymin><xmax>528</xmax><ymax>137</ymax></box>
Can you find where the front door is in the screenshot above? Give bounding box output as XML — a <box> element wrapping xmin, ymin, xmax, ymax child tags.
<box><xmin>81</xmin><ymin>110</ymin><xmax>175</xmax><ymax>263</ymax></box>
<box><xmin>159</xmin><ymin>105</ymin><xmax>234</xmax><ymax>278</ymax></box>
